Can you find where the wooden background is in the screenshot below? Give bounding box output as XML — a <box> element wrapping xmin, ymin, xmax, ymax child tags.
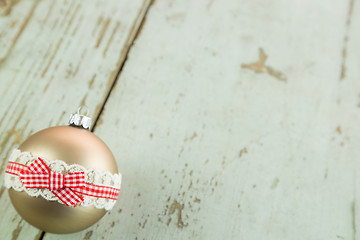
<box><xmin>0</xmin><ymin>0</ymin><xmax>359</xmax><ymax>239</ymax></box>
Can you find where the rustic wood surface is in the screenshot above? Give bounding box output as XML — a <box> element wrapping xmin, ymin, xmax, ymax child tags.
<box><xmin>0</xmin><ymin>0</ymin><xmax>151</xmax><ymax>239</ymax></box>
<box><xmin>1</xmin><ymin>0</ymin><xmax>360</xmax><ymax>239</ymax></box>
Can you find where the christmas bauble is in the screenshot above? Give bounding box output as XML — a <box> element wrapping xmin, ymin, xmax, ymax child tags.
<box><xmin>5</xmin><ymin>108</ymin><xmax>121</xmax><ymax>234</ymax></box>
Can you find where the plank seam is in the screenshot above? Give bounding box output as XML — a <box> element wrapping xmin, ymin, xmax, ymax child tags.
<box><xmin>39</xmin><ymin>231</ymin><xmax>45</xmax><ymax>240</ymax></box>
<box><xmin>91</xmin><ymin>0</ymin><xmax>154</xmax><ymax>132</ymax></box>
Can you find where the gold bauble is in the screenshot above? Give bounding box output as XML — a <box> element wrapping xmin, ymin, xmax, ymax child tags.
<box><xmin>8</xmin><ymin>126</ymin><xmax>118</xmax><ymax>234</ymax></box>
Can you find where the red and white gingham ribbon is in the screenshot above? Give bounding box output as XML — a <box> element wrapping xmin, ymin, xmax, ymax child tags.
<box><xmin>6</xmin><ymin>158</ymin><xmax>120</xmax><ymax>207</ymax></box>
<box><xmin>19</xmin><ymin>158</ymin><xmax>84</xmax><ymax>206</ymax></box>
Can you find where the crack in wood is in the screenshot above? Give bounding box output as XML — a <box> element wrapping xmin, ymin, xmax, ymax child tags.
<box><xmin>91</xmin><ymin>0</ymin><xmax>155</xmax><ymax>132</ymax></box>
<box><xmin>37</xmin><ymin>231</ymin><xmax>45</xmax><ymax>240</ymax></box>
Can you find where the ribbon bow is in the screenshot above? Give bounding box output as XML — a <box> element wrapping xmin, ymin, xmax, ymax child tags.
<box><xmin>19</xmin><ymin>157</ymin><xmax>85</xmax><ymax>207</ymax></box>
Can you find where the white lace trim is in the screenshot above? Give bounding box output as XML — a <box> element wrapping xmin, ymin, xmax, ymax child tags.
<box><xmin>4</xmin><ymin>149</ymin><xmax>121</xmax><ymax>210</ymax></box>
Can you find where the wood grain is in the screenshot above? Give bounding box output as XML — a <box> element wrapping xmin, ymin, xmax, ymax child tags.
<box><xmin>0</xmin><ymin>0</ymin><xmax>149</xmax><ymax>239</ymax></box>
<box><xmin>1</xmin><ymin>0</ymin><xmax>360</xmax><ymax>239</ymax></box>
<box><xmin>45</xmin><ymin>0</ymin><xmax>360</xmax><ymax>239</ymax></box>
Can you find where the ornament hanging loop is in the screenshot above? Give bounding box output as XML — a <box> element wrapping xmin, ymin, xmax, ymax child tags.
<box><xmin>69</xmin><ymin>105</ymin><xmax>92</xmax><ymax>130</ymax></box>
<box><xmin>77</xmin><ymin>105</ymin><xmax>89</xmax><ymax>116</ymax></box>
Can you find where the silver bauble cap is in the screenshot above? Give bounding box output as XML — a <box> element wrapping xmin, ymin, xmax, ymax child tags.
<box><xmin>68</xmin><ymin>106</ymin><xmax>92</xmax><ymax>130</ymax></box>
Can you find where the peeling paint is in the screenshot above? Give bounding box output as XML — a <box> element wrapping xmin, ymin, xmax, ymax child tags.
<box><xmin>88</xmin><ymin>74</ymin><xmax>96</xmax><ymax>89</ymax></box>
<box><xmin>41</xmin><ymin>39</ymin><xmax>63</xmax><ymax>78</ymax></box>
<box><xmin>324</xmin><ymin>168</ymin><xmax>328</xmax><ymax>180</ymax></box>
<box><xmin>0</xmin><ymin>186</ymin><xmax>5</xmax><ymax>198</ymax></box>
<box><xmin>141</xmin><ymin>219</ymin><xmax>148</xmax><ymax>229</ymax></box>
<box><xmin>190</xmin><ymin>132</ymin><xmax>197</xmax><ymax>141</ymax></box>
<box><xmin>238</xmin><ymin>147</ymin><xmax>248</xmax><ymax>158</ymax></box>
<box><xmin>96</xmin><ymin>18</ymin><xmax>111</xmax><ymax>48</ymax></box>
<box><xmin>352</xmin><ymin>201</ymin><xmax>356</xmax><ymax>240</ymax></box>
<box><xmin>0</xmin><ymin>107</ymin><xmax>26</xmax><ymax>172</ymax></box>
<box><xmin>336</xmin><ymin>126</ymin><xmax>342</xmax><ymax>134</ymax></box>
<box><xmin>207</xmin><ymin>0</ymin><xmax>215</xmax><ymax>10</ymax></box>
<box><xmin>11</xmin><ymin>220</ymin><xmax>22</xmax><ymax>240</ymax></box>
<box><xmin>168</xmin><ymin>200</ymin><xmax>188</xmax><ymax>229</ymax></box>
<box><xmin>0</xmin><ymin>0</ymin><xmax>40</xmax><ymax>66</ymax></box>
<box><xmin>339</xmin><ymin>0</ymin><xmax>355</xmax><ymax>80</ymax></box>
<box><xmin>166</xmin><ymin>13</ymin><xmax>185</xmax><ymax>21</ymax></box>
<box><xmin>63</xmin><ymin>3</ymin><xmax>81</xmax><ymax>35</ymax></box>
<box><xmin>271</xmin><ymin>177</ymin><xmax>280</xmax><ymax>189</ymax></box>
<box><xmin>0</xmin><ymin>0</ymin><xmax>12</xmax><ymax>16</ymax></box>
<box><xmin>104</xmin><ymin>21</ymin><xmax>121</xmax><ymax>57</ymax></box>
<box><xmin>241</xmin><ymin>48</ymin><xmax>287</xmax><ymax>82</ymax></box>
<box><xmin>83</xmin><ymin>230</ymin><xmax>93</xmax><ymax>240</ymax></box>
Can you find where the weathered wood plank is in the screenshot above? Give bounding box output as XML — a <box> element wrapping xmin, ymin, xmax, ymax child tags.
<box><xmin>43</xmin><ymin>0</ymin><xmax>360</xmax><ymax>239</ymax></box>
<box><xmin>0</xmin><ymin>0</ymin><xmax>148</xmax><ymax>239</ymax></box>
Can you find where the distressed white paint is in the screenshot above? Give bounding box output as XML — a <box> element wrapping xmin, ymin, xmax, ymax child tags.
<box><xmin>53</xmin><ymin>0</ymin><xmax>360</xmax><ymax>239</ymax></box>
<box><xmin>0</xmin><ymin>0</ymin><xmax>147</xmax><ymax>239</ymax></box>
<box><xmin>1</xmin><ymin>0</ymin><xmax>360</xmax><ymax>239</ymax></box>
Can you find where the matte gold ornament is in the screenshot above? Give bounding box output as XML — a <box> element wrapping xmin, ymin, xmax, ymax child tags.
<box><xmin>4</xmin><ymin>107</ymin><xmax>121</xmax><ymax>234</ymax></box>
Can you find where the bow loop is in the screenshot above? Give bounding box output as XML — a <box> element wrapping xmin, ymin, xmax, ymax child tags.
<box><xmin>28</xmin><ymin>157</ymin><xmax>50</xmax><ymax>174</ymax></box>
